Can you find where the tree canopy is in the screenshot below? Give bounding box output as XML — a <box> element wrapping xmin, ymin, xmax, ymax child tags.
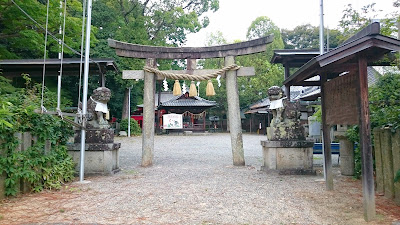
<box><xmin>0</xmin><ymin>0</ymin><xmax>87</xmax><ymax>59</ymax></box>
<box><xmin>90</xmin><ymin>0</ymin><xmax>220</xmax><ymax>118</ymax></box>
<box><xmin>1</xmin><ymin>0</ymin><xmax>220</xmax><ymax>119</ymax></box>
<box><xmin>282</xmin><ymin>24</ymin><xmax>342</xmax><ymax>50</ymax></box>
<box><xmin>201</xmin><ymin>16</ymin><xmax>285</xmax><ymax>112</ymax></box>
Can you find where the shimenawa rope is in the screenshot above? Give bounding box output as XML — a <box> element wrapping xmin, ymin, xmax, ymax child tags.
<box><xmin>143</xmin><ymin>64</ymin><xmax>240</xmax><ymax>81</ymax></box>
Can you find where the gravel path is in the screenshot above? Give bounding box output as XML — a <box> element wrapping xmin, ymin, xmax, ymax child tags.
<box><xmin>0</xmin><ymin>133</ymin><xmax>399</xmax><ymax>224</ymax></box>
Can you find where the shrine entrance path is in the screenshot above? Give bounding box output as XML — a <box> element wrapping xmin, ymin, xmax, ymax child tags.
<box><xmin>1</xmin><ymin>134</ymin><xmax>399</xmax><ymax>224</ymax></box>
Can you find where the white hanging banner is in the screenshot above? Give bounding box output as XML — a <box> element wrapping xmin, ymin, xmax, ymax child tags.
<box><xmin>163</xmin><ymin>113</ymin><xmax>183</xmax><ymax>129</ymax></box>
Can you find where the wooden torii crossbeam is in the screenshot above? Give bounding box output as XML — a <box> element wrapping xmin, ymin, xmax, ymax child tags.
<box><xmin>108</xmin><ymin>36</ymin><xmax>274</xmax><ymax>167</ymax></box>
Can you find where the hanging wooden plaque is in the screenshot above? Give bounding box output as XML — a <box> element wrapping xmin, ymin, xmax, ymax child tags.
<box><xmin>324</xmin><ymin>72</ymin><xmax>359</xmax><ymax>125</ymax></box>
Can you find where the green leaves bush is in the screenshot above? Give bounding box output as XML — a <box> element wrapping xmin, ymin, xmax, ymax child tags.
<box><xmin>120</xmin><ymin>118</ymin><xmax>142</xmax><ymax>136</ymax></box>
<box><xmin>369</xmin><ymin>72</ymin><xmax>400</xmax><ymax>130</ymax></box>
<box><xmin>345</xmin><ymin>72</ymin><xmax>400</xmax><ymax>179</ymax></box>
<box><xmin>0</xmin><ymin>76</ymin><xmax>75</xmax><ymax>196</ymax></box>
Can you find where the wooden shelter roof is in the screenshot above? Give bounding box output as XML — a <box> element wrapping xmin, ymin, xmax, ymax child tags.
<box><xmin>283</xmin><ymin>23</ymin><xmax>400</xmax><ymax>87</ymax></box>
<box><xmin>0</xmin><ymin>58</ymin><xmax>118</xmax><ymax>77</ymax></box>
<box><xmin>271</xmin><ymin>49</ymin><xmax>320</xmax><ymax>67</ymax></box>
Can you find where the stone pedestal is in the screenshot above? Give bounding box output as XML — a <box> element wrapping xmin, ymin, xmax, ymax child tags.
<box><xmin>334</xmin><ymin>125</ymin><xmax>355</xmax><ymax>176</ymax></box>
<box><xmin>339</xmin><ymin>139</ymin><xmax>354</xmax><ymax>176</ymax></box>
<box><xmin>68</xmin><ymin>129</ymin><xmax>120</xmax><ymax>175</ymax></box>
<box><xmin>261</xmin><ymin>140</ymin><xmax>315</xmax><ymax>175</ymax></box>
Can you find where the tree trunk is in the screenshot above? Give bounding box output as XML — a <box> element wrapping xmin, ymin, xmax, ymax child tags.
<box><xmin>121</xmin><ymin>88</ymin><xmax>130</xmax><ymax>119</ymax></box>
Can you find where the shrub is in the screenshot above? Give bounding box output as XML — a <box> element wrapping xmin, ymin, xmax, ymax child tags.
<box><xmin>120</xmin><ymin>118</ymin><xmax>142</xmax><ymax>136</ymax></box>
<box><xmin>369</xmin><ymin>72</ymin><xmax>400</xmax><ymax>130</ymax></box>
<box><xmin>0</xmin><ymin>75</ymin><xmax>75</xmax><ymax>196</ymax></box>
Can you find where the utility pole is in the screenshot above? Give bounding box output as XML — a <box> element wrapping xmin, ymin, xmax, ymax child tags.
<box><xmin>319</xmin><ymin>0</ymin><xmax>325</xmax><ymax>55</ymax></box>
<box><xmin>80</xmin><ymin>0</ymin><xmax>93</xmax><ymax>182</ymax></box>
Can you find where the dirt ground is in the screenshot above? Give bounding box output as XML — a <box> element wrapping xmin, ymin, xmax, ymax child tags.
<box><xmin>0</xmin><ymin>134</ymin><xmax>399</xmax><ymax>225</ymax></box>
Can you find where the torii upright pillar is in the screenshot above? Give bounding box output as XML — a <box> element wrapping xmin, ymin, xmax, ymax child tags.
<box><xmin>225</xmin><ymin>56</ymin><xmax>244</xmax><ymax>165</ymax></box>
<box><xmin>142</xmin><ymin>58</ymin><xmax>156</xmax><ymax>167</ymax></box>
<box><xmin>108</xmin><ymin>36</ymin><xmax>274</xmax><ymax>167</ymax></box>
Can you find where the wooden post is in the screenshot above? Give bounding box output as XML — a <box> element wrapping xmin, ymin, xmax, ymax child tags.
<box><xmin>225</xmin><ymin>56</ymin><xmax>245</xmax><ymax>166</ymax></box>
<box><xmin>320</xmin><ymin>73</ymin><xmax>333</xmax><ymax>190</ymax></box>
<box><xmin>156</xmin><ymin>81</ymin><xmax>162</xmax><ymax>134</ymax></box>
<box><xmin>381</xmin><ymin>128</ymin><xmax>394</xmax><ymax>198</ymax></box>
<box><xmin>392</xmin><ymin>130</ymin><xmax>400</xmax><ymax>205</ymax></box>
<box><xmin>203</xmin><ymin>112</ymin><xmax>206</xmax><ymax>131</ymax></box>
<box><xmin>357</xmin><ymin>57</ymin><xmax>376</xmax><ymax>221</ymax></box>
<box><xmin>142</xmin><ymin>58</ymin><xmax>156</xmax><ymax>167</ymax></box>
<box><xmin>373</xmin><ymin>128</ymin><xmax>384</xmax><ymax>194</ymax></box>
<box><xmin>284</xmin><ymin>66</ymin><xmax>291</xmax><ymax>100</ymax></box>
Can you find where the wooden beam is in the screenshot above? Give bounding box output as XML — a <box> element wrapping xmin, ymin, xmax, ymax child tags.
<box><xmin>321</xmin><ymin>73</ymin><xmax>334</xmax><ymax>191</ymax></box>
<box><xmin>340</xmin><ymin>22</ymin><xmax>380</xmax><ymax>46</ymax></box>
<box><xmin>122</xmin><ymin>67</ymin><xmax>255</xmax><ymax>80</ymax></box>
<box><xmin>108</xmin><ymin>36</ymin><xmax>274</xmax><ymax>59</ymax></box>
<box><xmin>357</xmin><ymin>56</ymin><xmax>376</xmax><ymax>221</ymax></box>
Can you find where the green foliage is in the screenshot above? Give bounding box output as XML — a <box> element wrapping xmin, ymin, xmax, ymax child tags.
<box><xmin>200</xmin><ymin>18</ymin><xmax>285</xmax><ymax>112</ymax></box>
<box><xmin>89</xmin><ymin>0</ymin><xmax>220</xmax><ymax>119</ymax></box>
<box><xmin>1</xmin><ymin>144</ymin><xmax>75</xmax><ymax>195</ymax></box>
<box><xmin>369</xmin><ymin>72</ymin><xmax>400</xmax><ymax>130</ymax></box>
<box><xmin>120</xmin><ymin>118</ymin><xmax>142</xmax><ymax>136</ymax></box>
<box><xmin>0</xmin><ymin>0</ymin><xmax>92</xmax><ymax>59</ymax></box>
<box><xmin>0</xmin><ymin>77</ymin><xmax>74</xmax><ymax>196</ymax></box>
<box><xmin>343</xmin><ymin>72</ymin><xmax>400</xmax><ymax>180</ymax></box>
<box><xmin>282</xmin><ymin>24</ymin><xmax>342</xmax><ymax>49</ymax></box>
<box><xmin>346</xmin><ymin>126</ymin><xmax>362</xmax><ymax>179</ymax></box>
<box><xmin>338</xmin><ymin>3</ymin><xmax>400</xmax><ymax>41</ymax></box>
<box><xmin>312</xmin><ymin>105</ymin><xmax>322</xmax><ymax>123</ymax></box>
<box><xmin>236</xmin><ymin>58</ymin><xmax>284</xmax><ymax>108</ymax></box>
<box><xmin>0</xmin><ymin>76</ymin><xmax>17</xmax><ymax>94</ymax></box>
<box><xmin>395</xmin><ymin>169</ymin><xmax>400</xmax><ymax>183</ymax></box>
<box><xmin>246</xmin><ymin>16</ymin><xmax>284</xmax><ymax>60</ymax></box>
<box><xmin>338</xmin><ymin>3</ymin><xmax>377</xmax><ymax>42</ymax></box>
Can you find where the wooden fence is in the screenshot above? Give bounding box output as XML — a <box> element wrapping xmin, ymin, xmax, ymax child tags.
<box><xmin>373</xmin><ymin>128</ymin><xmax>400</xmax><ymax>205</ymax></box>
<box><xmin>0</xmin><ymin>132</ymin><xmax>51</xmax><ymax>199</ymax></box>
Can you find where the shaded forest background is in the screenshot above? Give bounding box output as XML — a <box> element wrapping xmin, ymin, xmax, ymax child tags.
<box><xmin>0</xmin><ymin>0</ymin><xmax>399</xmax><ymax>120</ymax></box>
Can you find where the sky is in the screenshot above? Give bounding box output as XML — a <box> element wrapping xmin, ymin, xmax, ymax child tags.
<box><xmin>185</xmin><ymin>0</ymin><xmax>396</xmax><ymax>47</ymax></box>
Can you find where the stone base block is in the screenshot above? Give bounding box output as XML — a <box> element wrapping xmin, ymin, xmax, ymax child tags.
<box><xmin>74</xmin><ymin>129</ymin><xmax>115</xmax><ymax>144</ymax></box>
<box><xmin>278</xmin><ymin>169</ymin><xmax>316</xmax><ymax>175</ymax></box>
<box><xmin>261</xmin><ymin>140</ymin><xmax>314</xmax><ymax>174</ymax></box>
<box><xmin>67</xmin><ymin>143</ymin><xmax>120</xmax><ymax>175</ymax></box>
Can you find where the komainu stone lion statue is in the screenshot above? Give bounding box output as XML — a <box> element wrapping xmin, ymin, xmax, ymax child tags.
<box><xmin>267</xmin><ymin>86</ymin><xmax>305</xmax><ymax>141</ymax></box>
<box><xmin>86</xmin><ymin>87</ymin><xmax>111</xmax><ymax>129</ymax></box>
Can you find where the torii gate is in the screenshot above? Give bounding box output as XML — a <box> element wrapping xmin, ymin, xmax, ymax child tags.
<box><xmin>108</xmin><ymin>36</ymin><xmax>273</xmax><ymax>167</ymax></box>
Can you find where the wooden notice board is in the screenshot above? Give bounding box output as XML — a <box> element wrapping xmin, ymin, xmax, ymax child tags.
<box><xmin>324</xmin><ymin>72</ymin><xmax>359</xmax><ymax>125</ymax></box>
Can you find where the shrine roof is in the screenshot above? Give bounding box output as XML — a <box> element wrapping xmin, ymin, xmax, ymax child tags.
<box><xmin>160</xmin><ymin>93</ymin><xmax>216</xmax><ymax>108</ymax></box>
<box><xmin>244</xmin><ymin>97</ymin><xmax>270</xmax><ymax>114</ymax></box>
